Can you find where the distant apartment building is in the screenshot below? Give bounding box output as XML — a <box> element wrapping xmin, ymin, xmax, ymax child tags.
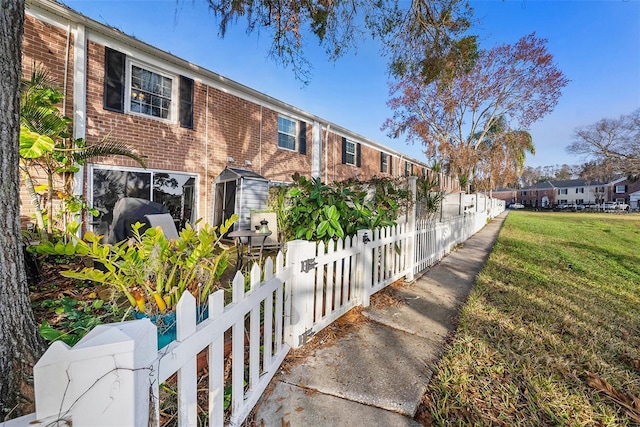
<box><xmin>493</xmin><ymin>179</ymin><xmax>610</xmax><ymax>208</ymax></box>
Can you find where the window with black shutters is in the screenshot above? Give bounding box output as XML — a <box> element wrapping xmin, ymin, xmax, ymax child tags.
<box><xmin>342</xmin><ymin>138</ymin><xmax>361</xmax><ymax>167</ymax></box>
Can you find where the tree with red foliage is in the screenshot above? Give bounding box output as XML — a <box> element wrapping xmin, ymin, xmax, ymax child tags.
<box><xmin>384</xmin><ymin>33</ymin><xmax>569</xmax><ymax>189</ymax></box>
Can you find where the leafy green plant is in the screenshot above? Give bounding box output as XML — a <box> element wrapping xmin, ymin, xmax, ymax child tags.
<box><xmin>37</xmin><ymin>296</ymin><xmax>125</xmax><ymax>346</ymax></box>
<box><xmin>28</xmin><ymin>220</ymin><xmax>89</xmax><ymax>257</ymax></box>
<box><xmin>284</xmin><ymin>173</ymin><xmax>412</xmax><ymax>242</ymax></box>
<box><xmin>415</xmin><ymin>175</ymin><xmax>445</xmax><ymax>219</ymax></box>
<box><xmin>19</xmin><ymin>65</ymin><xmax>145</xmax><ymax>241</ymax></box>
<box><xmin>61</xmin><ymin>215</ymin><xmax>238</xmax><ymax>315</ymax></box>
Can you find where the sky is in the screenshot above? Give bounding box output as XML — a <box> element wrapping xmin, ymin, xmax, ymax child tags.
<box><xmin>62</xmin><ymin>0</ymin><xmax>640</xmax><ymax>169</ymax></box>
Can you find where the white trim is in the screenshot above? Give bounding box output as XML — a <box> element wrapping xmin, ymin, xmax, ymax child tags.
<box><xmin>277</xmin><ymin>115</ymin><xmax>298</xmax><ymax>151</ymax></box>
<box><xmin>25</xmin><ymin>1</ymin><xmax>71</xmax><ymax>31</ymax></box>
<box><xmin>72</xmin><ymin>23</ymin><xmax>87</xmax><ymax>141</ymax></box>
<box><xmin>72</xmin><ymin>23</ymin><xmax>87</xmax><ymax>231</ymax></box>
<box><xmin>311</xmin><ymin>121</ymin><xmax>322</xmax><ymax>179</ymax></box>
<box><xmin>344</xmin><ymin>139</ymin><xmax>356</xmax><ymax>166</ymax></box>
<box><xmin>125</xmin><ymin>58</ymin><xmax>178</xmax><ymax>123</ymax></box>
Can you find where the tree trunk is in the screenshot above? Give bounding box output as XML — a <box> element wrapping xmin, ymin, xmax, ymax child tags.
<box><xmin>0</xmin><ymin>0</ymin><xmax>46</xmax><ymax>420</ymax></box>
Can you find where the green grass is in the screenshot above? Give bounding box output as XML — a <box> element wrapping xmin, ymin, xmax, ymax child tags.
<box><xmin>425</xmin><ymin>212</ymin><xmax>640</xmax><ymax>426</ymax></box>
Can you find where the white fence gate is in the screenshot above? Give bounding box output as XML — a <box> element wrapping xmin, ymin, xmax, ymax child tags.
<box><xmin>2</xmin><ymin>185</ymin><xmax>504</xmax><ymax>427</ymax></box>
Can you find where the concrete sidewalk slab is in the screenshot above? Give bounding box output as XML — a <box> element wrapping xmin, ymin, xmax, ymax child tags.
<box><xmin>363</xmin><ymin>215</ymin><xmax>502</xmax><ymax>341</ymax></box>
<box><xmin>255</xmin><ymin>382</ymin><xmax>422</xmax><ymax>427</ymax></box>
<box><xmin>253</xmin><ymin>213</ymin><xmax>507</xmax><ymax>426</ymax></box>
<box><xmin>275</xmin><ymin>321</ymin><xmax>437</xmax><ymax>416</ymax></box>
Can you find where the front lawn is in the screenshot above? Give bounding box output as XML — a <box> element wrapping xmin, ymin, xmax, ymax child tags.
<box><xmin>423</xmin><ymin>211</ymin><xmax>640</xmax><ymax>426</ymax></box>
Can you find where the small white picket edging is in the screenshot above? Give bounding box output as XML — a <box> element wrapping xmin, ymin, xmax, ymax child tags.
<box><xmin>2</xmin><ymin>191</ymin><xmax>504</xmax><ymax>427</ymax></box>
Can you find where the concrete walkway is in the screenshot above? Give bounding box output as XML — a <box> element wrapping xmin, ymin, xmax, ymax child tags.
<box><xmin>252</xmin><ymin>212</ymin><xmax>507</xmax><ymax>426</ymax></box>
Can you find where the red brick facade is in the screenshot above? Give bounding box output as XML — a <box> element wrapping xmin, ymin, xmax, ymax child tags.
<box><xmin>20</xmin><ymin>0</ymin><xmax>459</xmax><ymax>230</ymax></box>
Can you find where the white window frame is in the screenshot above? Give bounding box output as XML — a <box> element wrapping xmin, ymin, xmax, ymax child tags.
<box><xmin>277</xmin><ymin>115</ymin><xmax>297</xmax><ymax>151</ymax></box>
<box><xmin>381</xmin><ymin>153</ymin><xmax>388</xmax><ymax>173</ymax></box>
<box><xmin>345</xmin><ymin>140</ymin><xmax>356</xmax><ymax>165</ymax></box>
<box><xmin>87</xmin><ymin>164</ymin><xmax>198</xmax><ymax>231</ymax></box>
<box><xmin>615</xmin><ymin>185</ymin><xmax>626</xmax><ymax>193</ymax></box>
<box><xmin>125</xmin><ymin>59</ymin><xmax>177</xmax><ymax>122</ymax></box>
<box><xmin>559</xmin><ymin>189</ymin><xmax>568</xmax><ymax>195</ymax></box>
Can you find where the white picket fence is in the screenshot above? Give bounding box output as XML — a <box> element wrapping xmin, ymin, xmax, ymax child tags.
<box><xmin>3</xmin><ymin>186</ymin><xmax>503</xmax><ymax>427</ymax></box>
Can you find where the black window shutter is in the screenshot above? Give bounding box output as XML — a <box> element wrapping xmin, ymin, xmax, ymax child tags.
<box><xmin>625</xmin><ymin>185</ymin><xmax>628</xmax><ymax>192</ymax></box>
<box><xmin>380</xmin><ymin>153</ymin><xmax>384</xmax><ymax>172</ymax></box>
<box><xmin>356</xmin><ymin>143</ymin><xmax>362</xmax><ymax>167</ymax></box>
<box><xmin>179</xmin><ymin>76</ymin><xmax>194</xmax><ymax>129</ymax></box>
<box><xmin>341</xmin><ymin>137</ymin><xmax>347</xmax><ymax>164</ymax></box>
<box><xmin>104</xmin><ymin>47</ymin><xmax>125</xmax><ymax>113</ymax></box>
<box><xmin>298</xmin><ymin>121</ymin><xmax>307</xmax><ymax>155</ymax></box>
<box><xmin>389</xmin><ymin>156</ymin><xmax>393</xmax><ymax>175</ymax></box>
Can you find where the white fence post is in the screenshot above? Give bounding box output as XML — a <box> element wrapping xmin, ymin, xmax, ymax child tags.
<box><xmin>33</xmin><ymin>319</ymin><xmax>157</xmax><ymax>426</ymax></box>
<box><xmin>357</xmin><ymin>229</ymin><xmax>374</xmax><ymax>307</ymax></box>
<box><xmin>406</xmin><ymin>176</ymin><xmax>417</xmax><ymax>282</ymax></box>
<box><xmin>285</xmin><ymin>240</ymin><xmax>317</xmax><ymax>349</ymax></box>
<box><xmin>176</xmin><ymin>292</ymin><xmax>198</xmax><ymax>426</ymax></box>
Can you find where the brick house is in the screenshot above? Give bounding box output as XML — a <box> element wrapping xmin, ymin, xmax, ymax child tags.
<box><xmin>608</xmin><ymin>177</ymin><xmax>640</xmax><ymax>206</ymax></box>
<box><xmin>493</xmin><ymin>179</ymin><xmax>609</xmax><ymax>208</ymax></box>
<box><xmin>21</xmin><ymin>0</ymin><xmax>458</xmax><ymax>233</ymax></box>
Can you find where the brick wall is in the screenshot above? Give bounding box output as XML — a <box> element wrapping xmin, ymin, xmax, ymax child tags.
<box><xmin>21</xmin><ymin>9</ymin><xmax>444</xmax><ymax>231</ymax></box>
<box><xmin>20</xmin><ymin>15</ymin><xmax>75</xmax><ymax>226</ymax></box>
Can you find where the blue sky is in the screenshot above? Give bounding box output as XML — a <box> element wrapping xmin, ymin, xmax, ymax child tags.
<box><xmin>63</xmin><ymin>0</ymin><xmax>640</xmax><ymax>169</ymax></box>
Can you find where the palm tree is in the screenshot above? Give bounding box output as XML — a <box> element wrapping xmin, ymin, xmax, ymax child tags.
<box><xmin>20</xmin><ymin>67</ymin><xmax>146</xmax><ymax>241</ymax></box>
<box><xmin>471</xmin><ymin>116</ymin><xmax>534</xmax><ymax>192</ymax></box>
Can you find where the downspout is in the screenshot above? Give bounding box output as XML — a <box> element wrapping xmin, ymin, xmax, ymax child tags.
<box><xmin>205</xmin><ymin>85</ymin><xmax>209</xmax><ymax>223</ymax></box>
<box><xmin>62</xmin><ymin>22</ymin><xmax>71</xmax><ymax>235</ymax></box>
<box><xmin>259</xmin><ymin>104</ymin><xmax>263</xmax><ymax>176</ymax></box>
<box><xmin>71</xmin><ymin>23</ymin><xmax>87</xmax><ymax>233</ymax></box>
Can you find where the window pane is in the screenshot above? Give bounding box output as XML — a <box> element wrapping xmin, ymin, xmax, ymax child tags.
<box><xmin>92</xmin><ymin>169</ymin><xmax>196</xmax><ymax>238</ymax></box>
<box><xmin>278</xmin><ymin>116</ymin><xmax>297</xmax><ymax>149</ymax></box>
<box><xmin>153</xmin><ymin>172</ymin><xmax>196</xmax><ymax>227</ymax></box>
<box><xmin>91</xmin><ymin>169</ymin><xmax>151</xmax><ymax>237</ymax></box>
<box><xmin>278</xmin><ymin>133</ymin><xmax>296</xmax><ymax>150</ymax></box>
<box><xmin>130</xmin><ymin>65</ymin><xmax>172</xmax><ymax>119</ymax></box>
<box><xmin>345</xmin><ymin>141</ymin><xmax>355</xmax><ymax>165</ymax></box>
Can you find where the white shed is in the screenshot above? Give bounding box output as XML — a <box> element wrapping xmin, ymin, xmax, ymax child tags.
<box><xmin>212</xmin><ymin>167</ymin><xmax>269</xmax><ymax>231</ymax></box>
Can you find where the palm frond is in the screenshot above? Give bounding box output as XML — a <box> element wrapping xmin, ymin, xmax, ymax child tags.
<box><xmin>71</xmin><ymin>140</ymin><xmax>147</xmax><ymax>168</ymax></box>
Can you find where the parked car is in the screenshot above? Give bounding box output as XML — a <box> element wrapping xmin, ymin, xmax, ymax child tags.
<box><xmin>602</xmin><ymin>202</ymin><xmax>630</xmax><ymax>211</ymax></box>
<box><xmin>508</xmin><ymin>203</ymin><xmax>525</xmax><ymax>209</ymax></box>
